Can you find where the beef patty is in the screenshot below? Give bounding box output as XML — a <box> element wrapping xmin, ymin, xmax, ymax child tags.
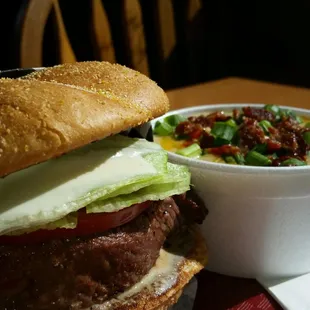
<box><xmin>0</xmin><ymin>194</ymin><xmax>206</xmax><ymax>310</ymax></box>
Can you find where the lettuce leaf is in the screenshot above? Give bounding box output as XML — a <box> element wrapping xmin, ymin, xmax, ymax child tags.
<box><xmin>87</xmin><ymin>163</ymin><xmax>190</xmax><ymax>213</ymax></box>
<box><xmin>1</xmin><ymin>135</ymin><xmax>191</xmax><ymax>235</ymax></box>
<box><xmin>6</xmin><ymin>213</ymin><xmax>77</xmax><ymax>236</ymax></box>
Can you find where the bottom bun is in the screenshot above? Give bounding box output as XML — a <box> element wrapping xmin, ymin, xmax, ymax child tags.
<box><xmin>93</xmin><ymin>226</ymin><xmax>208</xmax><ymax>310</ymax></box>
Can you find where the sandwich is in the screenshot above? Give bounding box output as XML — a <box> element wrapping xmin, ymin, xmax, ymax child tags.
<box><xmin>0</xmin><ymin>62</ymin><xmax>208</xmax><ymax>310</ymax></box>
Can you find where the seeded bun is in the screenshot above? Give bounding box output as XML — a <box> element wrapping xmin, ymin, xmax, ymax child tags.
<box><xmin>24</xmin><ymin>61</ymin><xmax>168</xmax><ymax>120</ymax></box>
<box><xmin>0</xmin><ymin>63</ymin><xmax>169</xmax><ymax>177</ymax></box>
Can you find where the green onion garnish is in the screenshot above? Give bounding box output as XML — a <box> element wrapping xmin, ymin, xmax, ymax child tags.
<box><xmin>223</xmin><ymin>156</ymin><xmax>237</xmax><ymax>164</ymax></box>
<box><xmin>245</xmin><ymin>151</ymin><xmax>272</xmax><ymax>166</ymax></box>
<box><xmin>153</xmin><ymin>121</ymin><xmax>174</xmax><ymax>136</ymax></box>
<box><xmin>280</xmin><ymin>109</ymin><xmax>302</xmax><ymax>123</ymax></box>
<box><xmin>225</xmin><ymin>119</ymin><xmax>237</xmax><ymax>127</ymax></box>
<box><xmin>270</xmin><ymin>153</ymin><xmax>278</xmax><ymax>159</ymax></box>
<box><xmin>259</xmin><ymin>120</ymin><xmax>272</xmax><ymax>134</ymax></box>
<box><xmin>281</xmin><ymin>158</ymin><xmax>307</xmax><ymax>166</ymax></box>
<box><xmin>234</xmin><ymin>153</ymin><xmax>245</xmax><ymax>165</ymax></box>
<box><xmin>164</xmin><ymin>114</ymin><xmax>186</xmax><ymax>127</ymax></box>
<box><xmin>176</xmin><ymin>143</ymin><xmax>202</xmax><ymax>158</ymax></box>
<box><xmin>211</xmin><ymin>122</ymin><xmax>236</xmax><ymax>143</ymax></box>
<box><xmin>264</xmin><ymin>104</ymin><xmax>280</xmax><ymax>115</ymax></box>
<box><xmin>213</xmin><ymin>138</ymin><xmax>229</xmax><ymax>146</ymax></box>
<box><xmin>252</xmin><ymin>143</ymin><xmax>267</xmax><ymax>154</ymax></box>
<box><xmin>303</xmin><ymin>131</ymin><xmax>310</xmax><ymax>145</ymax></box>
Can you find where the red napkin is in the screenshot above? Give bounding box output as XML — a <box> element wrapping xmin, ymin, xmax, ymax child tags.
<box><xmin>193</xmin><ymin>270</ymin><xmax>283</xmax><ymax>310</ymax></box>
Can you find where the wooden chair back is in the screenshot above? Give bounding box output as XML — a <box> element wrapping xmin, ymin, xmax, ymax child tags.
<box><xmin>16</xmin><ymin>0</ymin><xmax>205</xmax><ymax>88</ymax></box>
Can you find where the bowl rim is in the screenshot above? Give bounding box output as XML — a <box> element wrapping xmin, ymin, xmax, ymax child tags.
<box><xmin>151</xmin><ymin>103</ymin><xmax>310</xmax><ymax>175</ymax></box>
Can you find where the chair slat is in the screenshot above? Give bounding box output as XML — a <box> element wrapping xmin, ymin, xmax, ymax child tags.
<box><xmin>123</xmin><ymin>0</ymin><xmax>149</xmax><ymax>76</ymax></box>
<box><xmin>52</xmin><ymin>0</ymin><xmax>76</xmax><ymax>64</ymax></box>
<box><xmin>20</xmin><ymin>0</ymin><xmax>54</xmax><ymax>67</ymax></box>
<box><xmin>18</xmin><ymin>0</ymin><xmax>202</xmax><ymax>88</ymax></box>
<box><xmin>91</xmin><ymin>0</ymin><xmax>116</xmax><ymax>63</ymax></box>
<box><xmin>20</xmin><ymin>0</ymin><xmax>76</xmax><ymax>68</ymax></box>
<box><xmin>187</xmin><ymin>0</ymin><xmax>202</xmax><ymax>21</ymax></box>
<box><xmin>157</xmin><ymin>0</ymin><xmax>177</xmax><ymax>61</ymax></box>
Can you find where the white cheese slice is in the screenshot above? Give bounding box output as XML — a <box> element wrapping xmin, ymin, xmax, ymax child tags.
<box><xmin>0</xmin><ymin>136</ymin><xmax>162</xmax><ymax>235</ymax></box>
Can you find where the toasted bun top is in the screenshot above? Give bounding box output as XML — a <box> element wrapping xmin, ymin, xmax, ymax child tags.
<box><xmin>0</xmin><ymin>64</ymin><xmax>169</xmax><ymax>177</ymax></box>
<box><xmin>24</xmin><ymin>61</ymin><xmax>169</xmax><ymax>119</ymax></box>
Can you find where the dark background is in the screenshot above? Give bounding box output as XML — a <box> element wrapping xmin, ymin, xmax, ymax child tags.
<box><xmin>1</xmin><ymin>0</ymin><xmax>310</xmax><ymax>91</ymax></box>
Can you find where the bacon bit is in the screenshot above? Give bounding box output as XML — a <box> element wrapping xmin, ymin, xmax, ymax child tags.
<box><xmin>200</xmin><ymin>132</ymin><xmax>215</xmax><ymax>149</ymax></box>
<box><xmin>281</xmin><ymin>131</ymin><xmax>299</xmax><ymax>153</ymax></box>
<box><xmin>267</xmin><ymin>140</ymin><xmax>282</xmax><ymax>152</ymax></box>
<box><xmin>175</xmin><ymin>121</ymin><xmax>203</xmax><ymax>140</ymax></box>
<box><xmin>242</xmin><ymin>107</ymin><xmax>275</xmax><ymax>122</ymax></box>
<box><xmin>188</xmin><ymin>111</ymin><xmax>231</xmax><ymax>128</ymax></box>
<box><xmin>233</xmin><ymin>109</ymin><xmax>241</xmax><ymax>122</ymax></box>
<box><xmin>207</xmin><ymin>145</ymin><xmax>240</xmax><ymax>156</ymax></box>
<box><xmin>276</xmin><ymin>118</ymin><xmax>300</xmax><ymax>133</ymax></box>
<box><xmin>183</xmin><ymin>140</ymin><xmax>195</xmax><ymax>147</ymax></box>
<box><xmin>239</xmin><ymin>119</ymin><xmax>266</xmax><ymax>150</ymax></box>
<box><xmin>295</xmin><ymin>131</ymin><xmax>309</xmax><ymax>157</ymax></box>
<box><xmin>268</xmin><ymin>126</ymin><xmax>280</xmax><ymax>140</ymax></box>
<box><xmin>191</xmin><ymin>128</ymin><xmax>203</xmax><ymax>140</ymax></box>
<box><xmin>272</xmin><ymin>120</ymin><xmax>310</xmax><ymax>158</ymax></box>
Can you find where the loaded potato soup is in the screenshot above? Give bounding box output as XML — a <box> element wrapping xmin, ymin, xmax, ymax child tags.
<box><xmin>153</xmin><ymin>105</ymin><xmax>310</xmax><ymax>167</ymax></box>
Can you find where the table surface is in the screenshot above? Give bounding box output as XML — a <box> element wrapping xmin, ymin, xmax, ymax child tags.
<box><xmin>167</xmin><ymin>77</ymin><xmax>310</xmax><ymax>110</ymax></box>
<box><xmin>165</xmin><ymin>77</ymin><xmax>310</xmax><ymax>310</ymax></box>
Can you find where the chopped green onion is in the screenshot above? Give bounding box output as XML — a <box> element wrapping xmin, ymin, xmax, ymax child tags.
<box><xmin>164</xmin><ymin>114</ymin><xmax>186</xmax><ymax>127</ymax></box>
<box><xmin>213</xmin><ymin>138</ymin><xmax>228</xmax><ymax>146</ymax></box>
<box><xmin>305</xmin><ymin>122</ymin><xmax>310</xmax><ymax>128</ymax></box>
<box><xmin>211</xmin><ymin>122</ymin><xmax>236</xmax><ymax>143</ymax></box>
<box><xmin>245</xmin><ymin>151</ymin><xmax>272</xmax><ymax>166</ymax></box>
<box><xmin>303</xmin><ymin>131</ymin><xmax>310</xmax><ymax>145</ymax></box>
<box><xmin>281</xmin><ymin>158</ymin><xmax>307</xmax><ymax>166</ymax></box>
<box><xmin>264</xmin><ymin>104</ymin><xmax>281</xmax><ymax>121</ymax></box>
<box><xmin>223</xmin><ymin>156</ymin><xmax>236</xmax><ymax>164</ymax></box>
<box><xmin>225</xmin><ymin>119</ymin><xmax>237</xmax><ymax>127</ymax></box>
<box><xmin>282</xmin><ymin>109</ymin><xmax>295</xmax><ymax>118</ymax></box>
<box><xmin>176</xmin><ymin>143</ymin><xmax>202</xmax><ymax>158</ymax></box>
<box><xmin>252</xmin><ymin>143</ymin><xmax>267</xmax><ymax>154</ymax></box>
<box><xmin>259</xmin><ymin>120</ymin><xmax>272</xmax><ymax>134</ymax></box>
<box><xmin>234</xmin><ymin>153</ymin><xmax>245</xmax><ymax>165</ymax></box>
<box><xmin>280</xmin><ymin>109</ymin><xmax>302</xmax><ymax>123</ymax></box>
<box><xmin>153</xmin><ymin>121</ymin><xmax>174</xmax><ymax>136</ymax></box>
<box><xmin>232</xmin><ymin>131</ymin><xmax>240</xmax><ymax>145</ymax></box>
<box><xmin>270</xmin><ymin>153</ymin><xmax>278</xmax><ymax>159</ymax></box>
<box><xmin>264</xmin><ymin>104</ymin><xmax>280</xmax><ymax>115</ymax></box>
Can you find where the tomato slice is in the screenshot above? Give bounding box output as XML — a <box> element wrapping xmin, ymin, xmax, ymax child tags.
<box><xmin>0</xmin><ymin>201</ymin><xmax>151</xmax><ymax>245</ymax></box>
